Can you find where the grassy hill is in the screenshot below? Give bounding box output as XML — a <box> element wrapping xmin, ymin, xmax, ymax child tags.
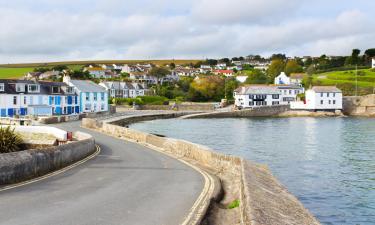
<box><xmin>313</xmin><ymin>69</ymin><xmax>375</xmax><ymax>95</ymax></box>
<box><xmin>0</xmin><ymin>59</ymin><xmax>201</xmax><ymax>79</ymax></box>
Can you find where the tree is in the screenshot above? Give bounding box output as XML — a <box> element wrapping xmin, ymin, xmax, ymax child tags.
<box><xmin>245</xmin><ymin>69</ymin><xmax>268</xmax><ymax>84</ymax></box>
<box><xmin>52</xmin><ymin>65</ymin><xmax>68</xmax><ymax>71</ymax></box>
<box><xmin>271</xmin><ymin>54</ymin><xmax>286</xmax><ymax>61</ymax></box>
<box><xmin>220</xmin><ymin>58</ymin><xmax>230</xmax><ymax>64</ymax></box>
<box><xmin>169</xmin><ymin>62</ymin><xmax>176</xmax><ymax>69</ymax></box>
<box><xmin>0</xmin><ymin>127</ymin><xmax>23</xmax><ymax>153</ymax></box>
<box><xmin>188</xmin><ymin>76</ymin><xmax>224</xmax><ymax>101</ymax></box>
<box><xmin>351</xmin><ymin>49</ymin><xmax>361</xmax><ymax>65</ymax></box>
<box><xmin>285</xmin><ymin>60</ymin><xmax>303</xmax><ymax>75</ymax></box>
<box><xmin>267</xmin><ymin>59</ymin><xmax>285</xmax><ymax>82</ymax></box>
<box><xmin>224</xmin><ymin>78</ymin><xmax>239</xmax><ymax>100</ymax></box>
<box><xmin>33</xmin><ymin>67</ymin><xmax>49</xmax><ymax>73</ymax></box>
<box><xmin>149</xmin><ymin>67</ymin><xmax>170</xmax><ymax>84</ymax></box>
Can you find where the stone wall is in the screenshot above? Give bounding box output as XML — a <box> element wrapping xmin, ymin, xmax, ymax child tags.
<box><xmin>140</xmin><ymin>103</ymin><xmax>215</xmax><ymax>111</ymax></box>
<box><xmin>343</xmin><ymin>94</ymin><xmax>375</xmax><ymax>116</ymax></box>
<box><xmin>0</xmin><ymin>131</ymin><xmax>96</xmax><ymax>185</ymax></box>
<box><xmin>82</xmin><ymin>116</ymin><xmax>320</xmax><ymax>225</ymax></box>
<box><xmin>183</xmin><ymin>105</ymin><xmax>290</xmax><ymax>119</ymax></box>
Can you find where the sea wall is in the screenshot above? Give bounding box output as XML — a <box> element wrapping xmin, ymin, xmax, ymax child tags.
<box><xmin>343</xmin><ymin>94</ymin><xmax>375</xmax><ymax>116</ymax></box>
<box><xmin>0</xmin><ymin>131</ymin><xmax>96</xmax><ymax>185</ymax></box>
<box><xmin>82</xmin><ymin>116</ymin><xmax>320</xmax><ymax>225</ymax></box>
<box><xmin>182</xmin><ymin>105</ymin><xmax>290</xmax><ymax>119</ymax></box>
<box><xmin>139</xmin><ymin>103</ymin><xmax>215</xmax><ymax>111</ymax></box>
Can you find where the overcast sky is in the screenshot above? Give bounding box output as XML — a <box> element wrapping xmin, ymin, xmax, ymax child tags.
<box><xmin>0</xmin><ymin>0</ymin><xmax>374</xmax><ymax>63</ymax></box>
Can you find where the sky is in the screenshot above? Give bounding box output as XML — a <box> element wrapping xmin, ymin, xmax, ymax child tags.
<box><xmin>0</xmin><ymin>0</ymin><xmax>374</xmax><ymax>63</ymax></box>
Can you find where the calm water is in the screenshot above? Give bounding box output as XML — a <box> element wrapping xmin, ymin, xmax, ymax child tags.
<box><xmin>131</xmin><ymin>117</ymin><xmax>375</xmax><ymax>225</ymax></box>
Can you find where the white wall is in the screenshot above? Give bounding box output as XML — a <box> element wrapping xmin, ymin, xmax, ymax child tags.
<box><xmin>235</xmin><ymin>94</ymin><xmax>281</xmax><ymax>108</ymax></box>
<box><xmin>291</xmin><ymin>90</ymin><xmax>342</xmax><ymax>110</ymax></box>
<box><xmin>0</xmin><ymin>125</ymin><xmax>68</xmax><ymax>140</ymax></box>
<box><xmin>372</xmin><ymin>58</ymin><xmax>375</xmax><ymax>69</ymax></box>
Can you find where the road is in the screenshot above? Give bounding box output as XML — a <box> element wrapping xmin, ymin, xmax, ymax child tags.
<box><xmin>0</xmin><ymin>120</ymin><xmax>204</xmax><ymax>225</ymax></box>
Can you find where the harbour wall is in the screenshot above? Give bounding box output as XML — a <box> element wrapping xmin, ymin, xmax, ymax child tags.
<box><xmin>82</xmin><ymin>114</ymin><xmax>320</xmax><ymax>225</ymax></box>
<box><xmin>343</xmin><ymin>94</ymin><xmax>375</xmax><ymax>116</ymax></box>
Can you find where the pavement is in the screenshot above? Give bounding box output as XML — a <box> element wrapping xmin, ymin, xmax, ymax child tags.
<box><xmin>0</xmin><ymin>120</ymin><xmax>204</xmax><ymax>225</ymax></box>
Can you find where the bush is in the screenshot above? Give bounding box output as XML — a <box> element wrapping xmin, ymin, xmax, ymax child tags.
<box><xmin>228</xmin><ymin>199</ymin><xmax>240</xmax><ymax>209</ymax></box>
<box><xmin>0</xmin><ymin>127</ymin><xmax>23</xmax><ymax>153</ymax></box>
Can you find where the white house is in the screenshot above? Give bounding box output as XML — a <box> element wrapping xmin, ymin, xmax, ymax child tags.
<box><xmin>84</xmin><ymin>67</ymin><xmax>106</xmax><ymax>78</ymax></box>
<box><xmin>276</xmin><ymin>85</ymin><xmax>305</xmax><ymax>104</ymax></box>
<box><xmin>63</xmin><ymin>76</ymin><xmax>108</xmax><ymax>113</ymax></box>
<box><xmin>234</xmin><ymin>85</ymin><xmax>281</xmax><ymax>109</ymax></box>
<box><xmin>274</xmin><ymin>72</ymin><xmax>290</xmax><ymax>85</ymax></box>
<box><xmin>235</xmin><ymin>76</ymin><xmax>248</xmax><ymax>83</ymax></box>
<box><xmin>291</xmin><ymin>86</ymin><xmax>342</xmax><ymax>111</ymax></box>
<box><xmin>99</xmin><ymin>81</ymin><xmax>149</xmax><ymax>98</ymax></box>
<box><xmin>372</xmin><ymin>58</ymin><xmax>375</xmax><ymax>69</ymax></box>
<box><xmin>213</xmin><ymin>70</ymin><xmax>234</xmax><ymax>77</ymax></box>
<box><xmin>289</xmin><ymin>73</ymin><xmax>305</xmax><ymax>85</ymax></box>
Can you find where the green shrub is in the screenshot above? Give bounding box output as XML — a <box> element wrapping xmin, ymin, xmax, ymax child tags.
<box><xmin>228</xmin><ymin>199</ymin><xmax>240</xmax><ymax>209</ymax></box>
<box><xmin>0</xmin><ymin>127</ymin><xmax>23</xmax><ymax>153</ymax></box>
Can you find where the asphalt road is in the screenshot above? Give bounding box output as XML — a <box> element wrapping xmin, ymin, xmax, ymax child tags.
<box><xmin>0</xmin><ymin>120</ymin><xmax>204</xmax><ymax>225</ymax></box>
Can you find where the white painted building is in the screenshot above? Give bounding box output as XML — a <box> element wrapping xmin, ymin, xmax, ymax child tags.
<box><xmin>291</xmin><ymin>86</ymin><xmax>342</xmax><ymax>111</ymax></box>
<box><xmin>274</xmin><ymin>72</ymin><xmax>290</xmax><ymax>85</ymax></box>
<box><xmin>234</xmin><ymin>85</ymin><xmax>282</xmax><ymax>109</ymax></box>
<box><xmin>235</xmin><ymin>76</ymin><xmax>248</xmax><ymax>83</ymax></box>
<box><xmin>276</xmin><ymin>85</ymin><xmax>305</xmax><ymax>104</ymax></box>
<box><xmin>99</xmin><ymin>81</ymin><xmax>149</xmax><ymax>98</ymax></box>
<box><xmin>372</xmin><ymin>58</ymin><xmax>375</xmax><ymax>69</ymax></box>
<box><xmin>289</xmin><ymin>73</ymin><xmax>305</xmax><ymax>85</ymax></box>
<box><xmin>63</xmin><ymin>76</ymin><xmax>108</xmax><ymax>113</ymax></box>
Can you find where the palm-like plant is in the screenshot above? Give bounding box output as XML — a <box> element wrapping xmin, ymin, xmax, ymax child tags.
<box><xmin>0</xmin><ymin>126</ymin><xmax>23</xmax><ymax>153</ymax></box>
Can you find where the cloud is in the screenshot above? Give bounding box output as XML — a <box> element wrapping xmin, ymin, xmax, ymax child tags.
<box><xmin>0</xmin><ymin>1</ymin><xmax>374</xmax><ymax>63</ymax></box>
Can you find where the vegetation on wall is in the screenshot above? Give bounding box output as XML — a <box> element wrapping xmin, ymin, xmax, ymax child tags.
<box><xmin>0</xmin><ymin>127</ymin><xmax>23</xmax><ymax>153</ymax></box>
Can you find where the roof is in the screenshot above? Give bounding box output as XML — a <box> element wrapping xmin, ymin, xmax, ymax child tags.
<box><xmin>215</xmin><ymin>70</ymin><xmax>233</xmax><ymax>73</ymax></box>
<box><xmin>0</xmin><ymin>79</ymin><xmax>74</xmax><ymax>95</ymax></box>
<box><xmin>311</xmin><ymin>86</ymin><xmax>342</xmax><ymax>93</ymax></box>
<box><xmin>235</xmin><ymin>85</ymin><xmax>279</xmax><ymax>95</ymax></box>
<box><xmin>275</xmin><ymin>85</ymin><xmax>304</xmax><ymax>90</ymax></box>
<box><xmin>290</xmin><ymin>73</ymin><xmax>305</xmax><ymax>79</ymax></box>
<box><xmin>70</xmin><ymin>80</ymin><xmax>106</xmax><ymax>92</ymax></box>
<box><xmin>86</xmin><ymin>67</ymin><xmax>105</xmax><ymax>71</ymax></box>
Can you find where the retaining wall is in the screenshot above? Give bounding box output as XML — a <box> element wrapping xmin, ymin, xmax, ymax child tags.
<box><xmin>139</xmin><ymin>103</ymin><xmax>215</xmax><ymax>111</ymax></box>
<box><xmin>343</xmin><ymin>94</ymin><xmax>375</xmax><ymax>116</ymax></box>
<box><xmin>82</xmin><ymin>116</ymin><xmax>320</xmax><ymax>225</ymax></box>
<box><xmin>0</xmin><ymin>131</ymin><xmax>96</xmax><ymax>185</ymax></box>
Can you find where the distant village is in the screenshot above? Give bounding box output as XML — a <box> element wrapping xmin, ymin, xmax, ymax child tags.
<box><xmin>1</xmin><ymin>53</ymin><xmax>375</xmax><ymax>119</ymax></box>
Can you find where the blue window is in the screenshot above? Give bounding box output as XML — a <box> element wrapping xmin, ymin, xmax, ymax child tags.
<box><xmin>67</xmin><ymin>106</ymin><xmax>72</xmax><ymax>114</ymax></box>
<box><xmin>1</xmin><ymin>109</ymin><xmax>6</xmax><ymax>117</ymax></box>
<box><xmin>75</xmin><ymin>96</ymin><xmax>78</xmax><ymax>105</ymax></box>
<box><xmin>8</xmin><ymin>108</ymin><xmax>14</xmax><ymax>117</ymax></box>
<box><xmin>20</xmin><ymin>108</ymin><xmax>27</xmax><ymax>116</ymax></box>
<box><xmin>67</xmin><ymin>96</ymin><xmax>73</xmax><ymax>105</ymax></box>
<box><xmin>75</xmin><ymin>106</ymin><xmax>80</xmax><ymax>113</ymax></box>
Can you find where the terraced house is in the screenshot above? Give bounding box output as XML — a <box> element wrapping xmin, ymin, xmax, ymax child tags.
<box><xmin>0</xmin><ymin>79</ymin><xmax>79</xmax><ymax>117</ymax></box>
<box><xmin>99</xmin><ymin>81</ymin><xmax>149</xmax><ymax>98</ymax></box>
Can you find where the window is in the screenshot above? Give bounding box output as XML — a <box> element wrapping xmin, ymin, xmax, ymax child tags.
<box><xmin>0</xmin><ymin>83</ymin><xmax>4</xmax><ymax>92</ymax></box>
<box><xmin>289</xmin><ymin>90</ymin><xmax>292</xmax><ymax>94</ymax></box>
<box><xmin>320</xmin><ymin>100</ymin><xmax>323</xmax><ymax>105</ymax></box>
<box><xmin>52</xmin><ymin>86</ymin><xmax>60</xmax><ymax>94</ymax></box>
<box><xmin>101</xmin><ymin>93</ymin><xmax>105</xmax><ymax>101</ymax></box>
<box><xmin>320</xmin><ymin>93</ymin><xmax>323</xmax><ymax>97</ymax></box>
<box><xmin>249</xmin><ymin>101</ymin><xmax>254</xmax><ymax>106</ymax></box>
<box><xmin>101</xmin><ymin>104</ymin><xmax>105</xmax><ymax>110</ymax></box>
<box><xmin>272</xmin><ymin>94</ymin><xmax>279</xmax><ymax>99</ymax></box>
<box><xmin>93</xmin><ymin>93</ymin><xmax>97</xmax><ymax>101</ymax></box>
<box><xmin>16</xmin><ymin>84</ymin><xmax>25</xmax><ymax>92</ymax></box>
<box><xmin>333</xmin><ymin>93</ymin><xmax>336</xmax><ymax>97</ymax></box>
<box><xmin>66</xmin><ymin>87</ymin><xmax>74</xmax><ymax>94</ymax></box>
<box><xmin>24</xmin><ymin>96</ymin><xmax>27</xmax><ymax>104</ymax></box>
<box><xmin>329</xmin><ymin>100</ymin><xmax>331</xmax><ymax>104</ymax></box>
<box><xmin>327</xmin><ymin>93</ymin><xmax>330</xmax><ymax>97</ymax></box>
<box><xmin>13</xmin><ymin>96</ymin><xmax>17</xmax><ymax>105</ymax></box>
<box><xmin>28</xmin><ymin>84</ymin><xmax>39</xmax><ymax>93</ymax></box>
<box><xmin>333</xmin><ymin>100</ymin><xmax>336</xmax><ymax>104</ymax></box>
<box><xmin>51</xmin><ymin>96</ymin><xmax>55</xmax><ymax>105</ymax></box>
<box><xmin>86</xmin><ymin>92</ymin><xmax>90</xmax><ymax>101</ymax></box>
<box><xmin>272</xmin><ymin>101</ymin><xmax>279</xmax><ymax>105</ymax></box>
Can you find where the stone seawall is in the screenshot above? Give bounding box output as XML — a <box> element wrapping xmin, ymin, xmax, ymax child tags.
<box><xmin>82</xmin><ymin>116</ymin><xmax>320</xmax><ymax>225</ymax></box>
<box><xmin>182</xmin><ymin>105</ymin><xmax>290</xmax><ymax>119</ymax></box>
<box><xmin>343</xmin><ymin>94</ymin><xmax>375</xmax><ymax>116</ymax></box>
<box><xmin>140</xmin><ymin>103</ymin><xmax>215</xmax><ymax>111</ymax></box>
<box><xmin>0</xmin><ymin>132</ymin><xmax>96</xmax><ymax>185</ymax></box>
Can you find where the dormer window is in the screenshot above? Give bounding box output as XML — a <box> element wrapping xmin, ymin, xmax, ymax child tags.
<box><xmin>28</xmin><ymin>84</ymin><xmax>40</xmax><ymax>93</ymax></box>
<box><xmin>52</xmin><ymin>86</ymin><xmax>60</xmax><ymax>94</ymax></box>
<box><xmin>16</xmin><ymin>84</ymin><xmax>25</xmax><ymax>92</ymax></box>
<box><xmin>66</xmin><ymin>86</ymin><xmax>74</xmax><ymax>94</ymax></box>
<box><xmin>0</xmin><ymin>83</ymin><xmax>4</xmax><ymax>92</ymax></box>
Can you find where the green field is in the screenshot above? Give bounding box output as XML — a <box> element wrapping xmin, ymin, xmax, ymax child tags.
<box><xmin>313</xmin><ymin>69</ymin><xmax>375</xmax><ymax>95</ymax></box>
<box><xmin>0</xmin><ymin>67</ymin><xmax>34</xmax><ymax>79</ymax></box>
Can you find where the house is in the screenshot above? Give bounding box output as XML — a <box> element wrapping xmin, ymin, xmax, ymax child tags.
<box><xmin>235</xmin><ymin>76</ymin><xmax>248</xmax><ymax>83</ymax></box>
<box><xmin>213</xmin><ymin>70</ymin><xmax>234</xmax><ymax>77</ymax></box>
<box><xmin>274</xmin><ymin>72</ymin><xmax>290</xmax><ymax>85</ymax></box>
<box><xmin>175</xmin><ymin>68</ymin><xmax>200</xmax><ymax>77</ymax></box>
<box><xmin>99</xmin><ymin>81</ymin><xmax>149</xmax><ymax>98</ymax></box>
<box><xmin>291</xmin><ymin>86</ymin><xmax>342</xmax><ymax>111</ymax></box>
<box><xmin>129</xmin><ymin>72</ymin><xmax>158</xmax><ymax>85</ymax></box>
<box><xmin>289</xmin><ymin>73</ymin><xmax>305</xmax><ymax>85</ymax></box>
<box><xmin>24</xmin><ymin>72</ymin><xmax>42</xmax><ymax>80</ymax></box>
<box><xmin>234</xmin><ymin>85</ymin><xmax>281</xmax><ymax>109</ymax></box>
<box><xmin>276</xmin><ymin>85</ymin><xmax>305</xmax><ymax>104</ymax></box>
<box><xmin>101</xmin><ymin>64</ymin><xmax>115</xmax><ymax>70</ymax></box>
<box><xmin>215</xmin><ymin>63</ymin><xmax>227</xmax><ymax>70</ymax></box>
<box><xmin>372</xmin><ymin>58</ymin><xmax>375</xmax><ymax>69</ymax></box>
<box><xmin>63</xmin><ymin>76</ymin><xmax>108</xmax><ymax>113</ymax></box>
<box><xmin>84</xmin><ymin>67</ymin><xmax>106</xmax><ymax>78</ymax></box>
<box><xmin>0</xmin><ymin>79</ymin><xmax>79</xmax><ymax>117</ymax></box>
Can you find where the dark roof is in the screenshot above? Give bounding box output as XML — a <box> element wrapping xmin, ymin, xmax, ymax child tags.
<box><xmin>0</xmin><ymin>79</ymin><xmax>74</xmax><ymax>95</ymax></box>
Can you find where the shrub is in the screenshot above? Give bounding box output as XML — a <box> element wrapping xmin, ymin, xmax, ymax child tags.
<box><xmin>228</xmin><ymin>199</ymin><xmax>240</xmax><ymax>209</ymax></box>
<box><xmin>0</xmin><ymin>127</ymin><xmax>23</xmax><ymax>153</ymax></box>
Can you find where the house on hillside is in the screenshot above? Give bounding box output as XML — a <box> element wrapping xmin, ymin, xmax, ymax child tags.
<box><xmin>99</xmin><ymin>81</ymin><xmax>149</xmax><ymax>99</ymax></box>
<box><xmin>84</xmin><ymin>67</ymin><xmax>106</xmax><ymax>78</ymax></box>
<box><xmin>372</xmin><ymin>58</ymin><xmax>375</xmax><ymax>69</ymax></box>
<box><xmin>291</xmin><ymin>86</ymin><xmax>342</xmax><ymax>111</ymax></box>
<box><xmin>235</xmin><ymin>76</ymin><xmax>248</xmax><ymax>83</ymax></box>
<box><xmin>63</xmin><ymin>76</ymin><xmax>108</xmax><ymax>113</ymax></box>
<box><xmin>234</xmin><ymin>85</ymin><xmax>281</xmax><ymax>109</ymax></box>
<box><xmin>289</xmin><ymin>73</ymin><xmax>305</xmax><ymax>85</ymax></box>
<box><xmin>274</xmin><ymin>72</ymin><xmax>290</xmax><ymax>85</ymax></box>
<box><xmin>213</xmin><ymin>70</ymin><xmax>234</xmax><ymax>77</ymax></box>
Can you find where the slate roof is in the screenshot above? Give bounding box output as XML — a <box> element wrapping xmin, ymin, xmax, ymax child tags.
<box><xmin>235</xmin><ymin>85</ymin><xmax>279</xmax><ymax>95</ymax></box>
<box><xmin>311</xmin><ymin>86</ymin><xmax>342</xmax><ymax>93</ymax></box>
<box><xmin>290</xmin><ymin>73</ymin><xmax>305</xmax><ymax>79</ymax></box>
<box><xmin>0</xmin><ymin>79</ymin><xmax>74</xmax><ymax>95</ymax></box>
<box><xmin>70</xmin><ymin>80</ymin><xmax>106</xmax><ymax>92</ymax></box>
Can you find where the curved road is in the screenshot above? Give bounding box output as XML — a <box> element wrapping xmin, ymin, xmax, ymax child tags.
<box><xmin>0</xmin><ymin>120</ymin><xmax>204</xmax><ymax>225</ymax></box>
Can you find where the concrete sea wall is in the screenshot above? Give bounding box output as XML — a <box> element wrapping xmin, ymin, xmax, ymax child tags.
<box><xmin>82</xmin><ymin>115</ymin><xmax>320</xmax><ymax>225</ymax></box>
<box><xmin>0</xmin><ymin>132</ymin><xmax>96</xmax><ymax>185</ymax></box>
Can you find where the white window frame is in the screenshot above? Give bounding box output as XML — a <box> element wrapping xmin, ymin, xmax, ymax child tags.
<box><xmin>0</xmin><ymin>83</ymin><xmax>4</xmax><ymax>92</ymax></box>
<box><xmin>16</xmin><ymin>84</ymin><xmax>25</xmax><ymax>92</ymax></box>
<box><xmin>28</xmin><ymin>84</ymin><xmax>40</xmax><ymax>93</ymax></box>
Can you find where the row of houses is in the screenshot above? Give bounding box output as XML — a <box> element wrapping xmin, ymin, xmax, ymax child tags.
<box><xmin>0</xmin><ymin>74</ymin><xmax>154</xmax><ymax>118</ymax></box>
<box><xmin>234</xmin><ymin>85</ymin><xmax>342</xmax><ymax>111</ymax></box>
